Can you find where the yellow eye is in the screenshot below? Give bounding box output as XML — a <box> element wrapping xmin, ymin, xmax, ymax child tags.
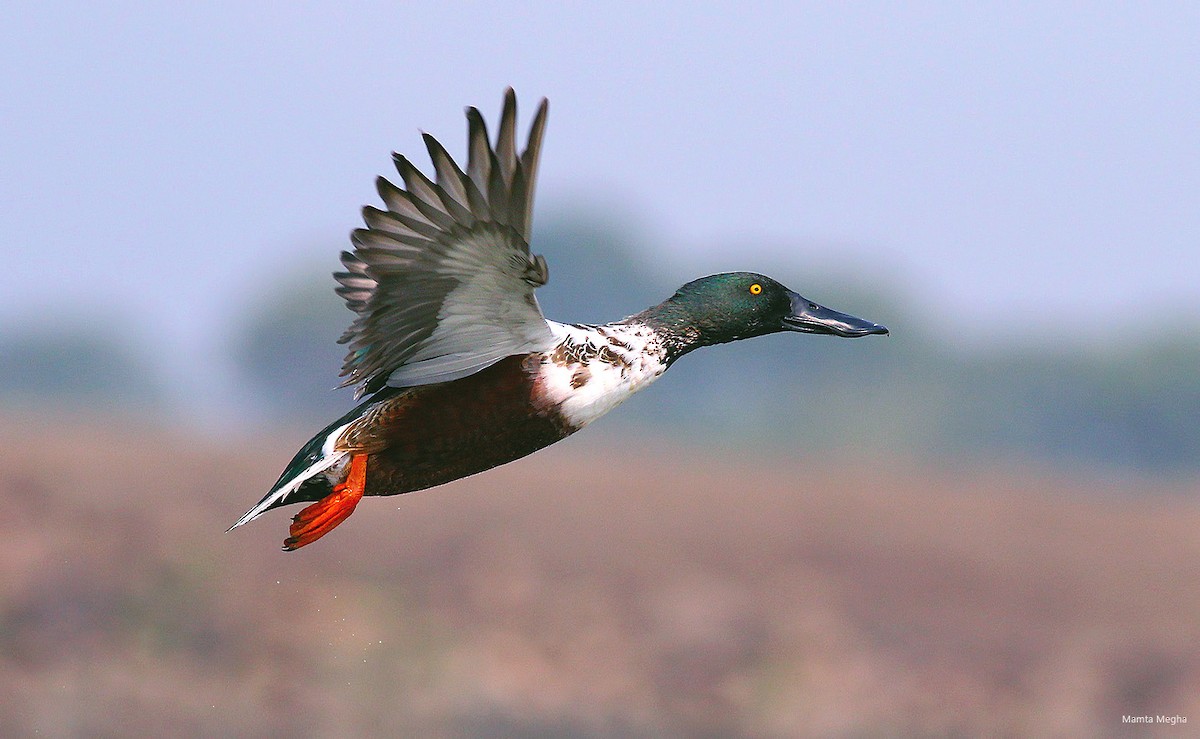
<box><xmin>749</xmin><ymin>283</ymin><xmax>763</xmax><ymax>295</ymax></box>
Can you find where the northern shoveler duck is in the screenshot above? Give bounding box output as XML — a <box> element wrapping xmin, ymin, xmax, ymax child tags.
<box><xmin>229</xmin><ymin>89</ymin><xmax>888</xmax><ymax>550</ymax></box>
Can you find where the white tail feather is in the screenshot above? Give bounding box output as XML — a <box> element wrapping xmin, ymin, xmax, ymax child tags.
<box><xmin>226</xmin><ymin>421</ymin><xmax>353</xmax><ymax>531</ymax></box>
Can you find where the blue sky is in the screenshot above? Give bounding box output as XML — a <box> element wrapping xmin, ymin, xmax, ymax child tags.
<box><xmin>2</xmin><ymin>2</ymin><xmax>1197</xmax><ymax>413</ymax></box>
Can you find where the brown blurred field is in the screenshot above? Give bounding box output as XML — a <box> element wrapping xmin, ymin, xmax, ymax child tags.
<box><xmin>3</xmin><ymin>414</ymin><xmax>1198</xmax><ymax>737</ymax></box>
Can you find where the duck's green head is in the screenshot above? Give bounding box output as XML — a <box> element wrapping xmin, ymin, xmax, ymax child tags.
<box><xmin>647</xmin><ymin>271</ymin><xmax>888</xmax><ymax>353</ymax></box>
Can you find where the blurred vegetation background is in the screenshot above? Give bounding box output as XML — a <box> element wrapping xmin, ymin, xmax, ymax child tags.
<box><xmin>4</xmin><ymin>209</ymin><xmax>1199</xmax><ymax>736</ymax></box>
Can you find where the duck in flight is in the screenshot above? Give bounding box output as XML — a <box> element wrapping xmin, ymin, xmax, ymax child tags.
<box><xmin>229</xmin><ymin>89</ymin><xmax>888</xmax><ymax>550</ymax></box>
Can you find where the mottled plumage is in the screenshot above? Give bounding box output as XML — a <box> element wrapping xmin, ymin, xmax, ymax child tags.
<box><xmin>229</xmin><ymin>90</ymin><xmax>888</xmax><ymax>549</ymax></box>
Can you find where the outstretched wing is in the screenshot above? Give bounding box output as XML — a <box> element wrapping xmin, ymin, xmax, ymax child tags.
<box><xmin>335</xmin><ymin>88</ymin><xmax>555</xmax><ymax>397</ymax></box>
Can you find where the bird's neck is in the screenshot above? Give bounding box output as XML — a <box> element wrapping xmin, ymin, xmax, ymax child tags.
<box><xmin>623</xmin><ymin>298</ymin><xmax>716</xmax><ymax>365</ymax></box>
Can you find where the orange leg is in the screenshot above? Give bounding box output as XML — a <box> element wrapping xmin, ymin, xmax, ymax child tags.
<box><xmin>283</xmin><ymin>453</ymin><xmax>367</xmax><ymax>551</ymax></box>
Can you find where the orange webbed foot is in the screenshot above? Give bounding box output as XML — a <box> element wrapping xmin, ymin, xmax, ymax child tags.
<box><xmin>283</xmin><ymin>454</ymin><xmax>367</xmax><ymax>551</ymax></box>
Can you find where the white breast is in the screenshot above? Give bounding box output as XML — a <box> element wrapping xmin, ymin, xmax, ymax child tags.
<box><xmin>537</xmin><ymin>321</ymin><xmax>669</xmax><ymax>428</ymax></box>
